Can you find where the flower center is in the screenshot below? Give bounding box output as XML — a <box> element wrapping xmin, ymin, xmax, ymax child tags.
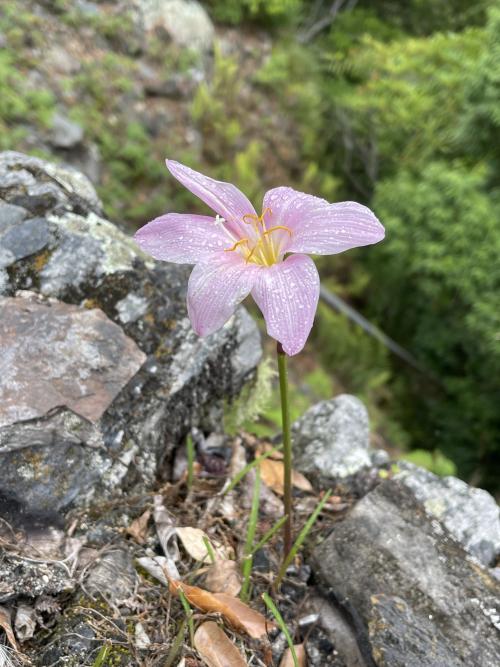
<box><xmin>218</xmin><ymin>208</ymin><xmax>292</xmax><ymax>267</ymax></box>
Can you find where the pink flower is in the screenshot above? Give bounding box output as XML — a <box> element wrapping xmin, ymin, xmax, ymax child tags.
<box><xmin>134</xmin><ymin>160</ymin><xmax>385</xmax><ymax>355</ymax></box>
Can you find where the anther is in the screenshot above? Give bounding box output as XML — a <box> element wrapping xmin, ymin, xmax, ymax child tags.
<box><xmin>242</xmin><ymin>213</ymin><xmax>260</xmax><ymax>225</ymax></box>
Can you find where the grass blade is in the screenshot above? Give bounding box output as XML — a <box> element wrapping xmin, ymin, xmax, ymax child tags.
<box><xmin>164</xmin><ymin>619</ymin><xmax>187</xmax><ymax>667</ymax></box>
<box><xmin>275</xmin><ymin>490</ymin><xmax>332</xmax><ymax>588</ymax></box>
<box><xmin>222</xmin><ymin>445</ymin><xmax>282</xmax><ymax>496</ymax></box>
<box><xmin>262</xmin><ymin>592</ymin><xmax>298</xmax><ymax>667</ymax></box>
<box><xmin>251</xmin><ymin>515</ymin><xmax>288</xmax><ymax>555</ymax></box>
<box><xmin>202</xmin><ymin>536</ymin><xmax>217</xmax><ymax>564</ymax></box>
<box><xmin>178</xmin><ymin>589</ymin><xmax>194</xmax><ymax>647</ymax></box>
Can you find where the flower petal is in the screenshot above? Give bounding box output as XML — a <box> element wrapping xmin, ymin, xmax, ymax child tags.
<box><xmin>263</xmin><ymin>187</ymin><xmax>385</xmax><ymax>255</ymax></box>
<box><xmin>187</xmin><ymin>253</ymin><xmax>260</xmax><ymax>337</ymax></box>
<box><xmin>252</xmin><ymin>254</ymin><xmax>319</xmax><ymax>356</ymax></box>
<box><xmin>134</xmin><ymin>213</ymin><xmax>228</xmax><ymax>264</ymax></box>
<box><xmin>167</xmin><ymin>160</ymin><xmax>257</xmax><ymax>232</ymax></box>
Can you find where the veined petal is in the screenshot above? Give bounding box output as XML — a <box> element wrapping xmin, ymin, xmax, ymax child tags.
<box><xmin>187</xmin><ymin>253</ymin><xmax>260</xmax><ymax>337</ymax></box>
<box><xmin>134</xmin><ymin>213</ymin><xmax>228</xmax><ymax>264</ymax></box>
<box><xmin>252</xmin><ymin>254</ymin><xmax>319</xmax><ymax>356</ymax></box>
<box><xmin>167</xmin><ymin>160</ymin><xmax>257</xmax><ymax>233</ymax></box>
<box><xmin>263</xmin><ymin>187</ymin><xmax>385</xmax><ymax>255</ymax></box>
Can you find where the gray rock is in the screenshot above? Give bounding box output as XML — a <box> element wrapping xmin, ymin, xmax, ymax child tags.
<box><xmin>135</xmin><ymin>0</ymin><xmax>215</xmax><ymax>52</ymax></box>
<box><xmin>116</xmin><ymin>292</ymin><xmax>149</xmax><ymax>324</ymax></box>
<box><xmin>0</xmin><ymin>247</ymin><xmax>15</xmax><ymax>270</ymax></box>
<box><xmin>0</xmin><ymin>150</ymin><xmax>101</xmax><ymax>215</ymax></box>
<box><xmin>395</xmin><ymin>463</ymin><xmax>500</xmax><ymax>566</ymax></box>
<box><xmin>0</xmin><ymin>555</ymin><xmax>74</xmax><ymax>603</ymax></box>
<box><xmin>0</xmin><ymin>201</ymin><xmax>28</xmax><ymax>231</ymax></box>
<box><xmin>292</xmin><ymin>395</ymin><xmax>372</xmax><ymax>478</ymax></box>
<box><xmin>0</xmin><ymin>151</ymin><xmax>261</xmax><ymax>520</ymax></box>
<box><xmin>313</xmin><ymin>479</ymin><xmax>500</xmax><ymax>667</ymax></box>
<box><xmin>0</xmin><ymin>268</ymin><xmax>9</xmax><ymax>293</ymax></box>
<box><xmin>1</xmin><ymin>217</ymin><xmax>50</xmax><ymax>260</ymax></box>
<box><xmin>50</xmin><ymin>112</ymin><xmax>85</xmax><ymax>149</ymax></box>
<box><xmin>0</xmin><ymin>408</ymin><xmax>107</xmax><ymax>512</ymax></box>
<box><xmin>0</xmin><ymin>293</ymin><xmax>146</xmax><ymax>428</ymax></box>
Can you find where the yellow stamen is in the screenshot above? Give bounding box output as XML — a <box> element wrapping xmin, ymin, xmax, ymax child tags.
<box><xmin>245</xmin><ymin>240</ymin><xmax>263</xmax><ymax>264</ymax></box>
<box><xmin>263</xmin><ymin>225</ymin><xmax>293</xmax><ymax>238</ymax></box>
<box><xmin>225</xmin><ymin>238</ymin><xmax>249</xmax><ymax>252</ymax></box>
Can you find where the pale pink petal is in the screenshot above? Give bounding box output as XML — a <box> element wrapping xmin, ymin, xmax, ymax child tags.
<box><xmin>134</xmin><ymin>213</ymin><xmax>228</xmax><ymax>264</ymax></box>
<box><xmin>187</xmin><ymin>253</ymin><xmax>260</xmax><ymax>337</ymax></box>
<box><xmin>167</xmin><ymin>160</ymin><xmax>257</xmax><ymax>233</ymax></box>
<box><xmin>263</xmin><ymin>187</ymin><xmax>385</xmax><ymax>255</ymax></box>
<box><xmin>252</xmin><ymin>254</ymin><xmax>320</xmax><ymax>356</ymax></box>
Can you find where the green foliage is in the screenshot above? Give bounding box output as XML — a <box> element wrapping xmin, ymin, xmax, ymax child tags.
<box><xmin>458</xmin><ymin>5</ymin><xmax>500</xmax><ymax>166</ymax></box>
<box><xmin>0</xmin><ymin>49</ymin><xmax>55</xmax><ymax>151</ymax></box>
<box><xmin>402</xmin><ymin>450</ymin><xmax>457</xmax><ymax>477</ymax></box>
<box><xmin>311</xmin><ymin>304</ymin><xmax>410</xmax><ymax>448</ymax></box>
<box><xmin>371</xmin><ymin>0</ymin><xmax>489</xmax><ymax>35</ymax></box>
<box><xmin>224</xmin><ymin>358</ymin><xmax>276</xmax><ymax>435</ymax></box>
<box><xmin>370</xmin><ymin>163</ymin><xmax>500</xmax><ymax>481</ymax></box>
<box><xmin>206</xmin><ymin>0</ymin><xmax>303</xmax><ymax>26</ymax></box>
<box><xmin>322</xmin><ymin>28</ymin><xmax>483</xmax><ymax>196</ymax></box>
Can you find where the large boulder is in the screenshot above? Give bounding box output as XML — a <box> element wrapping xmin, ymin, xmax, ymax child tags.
<box><xmin>0</xmin><ymin>151</ymin><xmax>261</xmax><ymax>523</ymax></box>
<box><xmin>292</xmin><ymin>395</ymin><xmax>373</xmax><ymax>479</ymax></box>
<box><xmin>133</xmin><ymin>0</ymin><xmax>215</xmax><ymax>52</ymax></box>
<box><xmin>313</xmin><ymin>478</ymin><xmax>500</xmax><ymax>667</ymax></box>
<box><xmin>396</xmin><ymin>462</ymin><xmax>500</xmax><ymax>567</ymax></box>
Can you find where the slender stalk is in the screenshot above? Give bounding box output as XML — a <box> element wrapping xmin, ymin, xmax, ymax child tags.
<box><xmin>186</xmin><ymin>434</ymin><xmax>195</xmax><ymax>491</ymax></box>
<box><xmin>277</xmin><ymin>341</ymin><xmax>293</xmax><ymax>557</ymax></box>
<box><xmin>240</xmin><ymin>467</ymin><xmax>261</xmax><ymax>601</ymax></box>
<box><xmin>275</xmin><ymin>489</ymin><xmax>332</xmax><ymax>589</ymax></box>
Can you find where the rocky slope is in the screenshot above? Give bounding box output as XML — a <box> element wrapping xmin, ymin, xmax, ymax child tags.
<box><xmin>0</xmin><ymin>150</ymin><xmax>261</xmax><ymax>527</ymax></box>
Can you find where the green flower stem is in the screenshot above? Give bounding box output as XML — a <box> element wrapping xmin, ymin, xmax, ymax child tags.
<box><xmin>277</xmin><ymin>341</ymin><xmax>293</xmax><ymax>557</ymax></box>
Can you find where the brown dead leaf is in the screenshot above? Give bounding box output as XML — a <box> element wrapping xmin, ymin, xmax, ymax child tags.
<box><xmin>279</xmin><ymin>644</ymin><xmax>307</xmax><ymax>667</ymax></box>
<box><xmin>169</xmin><ymin>579</ymin><xmax>275</xmax><ymax>639</ymax></box>
<box><xmin>194</xmin><ymin>621</ymin><xmax>246</xmax><ymax>667</ymax></box>
<box><xmin>126</xmin><ymin>509</ymin><xmax>151</xmax><ymax>544</ymax></box>
<box><xmin>176</xmin><ymin>527</ymin><xmax>229</xmax><ymax>562</ymax></box>
<box><xmin>259</xmin><ymin>459</ymin><xmax>313</xmax><ymax>495</ymax></box>
<box><xmin>204</xmin><ymin>560</ymin><xmax>242</xmax><ymax>597</ymax></box>
<box><xmin>0</xmin><ymin>605</ymin><xmax>17</xmax><ymax>650</ymax></box>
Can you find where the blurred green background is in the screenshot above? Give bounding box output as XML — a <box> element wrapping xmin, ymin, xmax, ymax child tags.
<box><xmin>2</xmin><ymin>0</ymin><xmax>499</xmax><ymax>488</ymax></box>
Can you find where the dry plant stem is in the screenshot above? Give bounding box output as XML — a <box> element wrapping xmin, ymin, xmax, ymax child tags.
<box><xmin>277</xmin><ymin>341</ymin><xmax>293</xmax><ymax>557</ymax></box>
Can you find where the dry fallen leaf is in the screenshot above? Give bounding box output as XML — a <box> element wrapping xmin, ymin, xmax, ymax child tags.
<box><xmin>176</xmin><ymin>527</ymin><xmax>229</xmax><ymax>562</ymax></box>
<box><xmin>194</xmin><ymin>621</ymin><xmax>247</xmax><ymax>667</ymax></box>
<box><xmin>259</xmin><ymin>459</ymin><xmax>313</xmax><ymax>495</ymax></box>
<box><xmin>136</xmin><ymin>555</ymin><xmax>180</xmax><ymax>584</ymax></box>
<box><xmin>169</xmin><ymin>579</ymin><xmax>275</xmax><ymax>639</ymax></box>
<box><xmin>154</xmin><ymin>496</ymin><xmax>180</xmax><ymax>562</ymax></box>
<box><xmin>126</xmin><ymin>509</ymin><xmax>151</xmax><ymax>544</ymax></box>
<box><xmin>204</xmin><ymin>560</ymin><xmax>242</xmax><ymax>597</ymax></box>
<box><xmin>279</xmin><ymin>644</ymin><xmax>307</xmax><ymax>667</ymax></box>
<box><xmin>0</xmin><ymin>606</ymin><xmax>17</xmax><ymax>650</ymax></box>
<box><xmin>256</xmin><ymin>442</ymin><xmax>284</xmax><ymax>460</ymax></box>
